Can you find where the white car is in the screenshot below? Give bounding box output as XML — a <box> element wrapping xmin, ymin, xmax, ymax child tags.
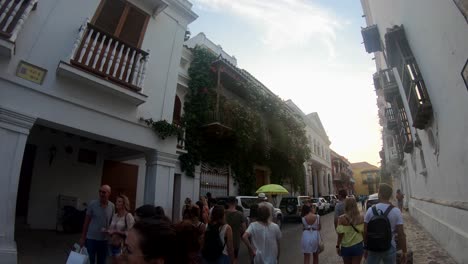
<box><xmin>319</xmin><ymin>197</ymin><xmax>331</xmax><ymax>213</ymax></box>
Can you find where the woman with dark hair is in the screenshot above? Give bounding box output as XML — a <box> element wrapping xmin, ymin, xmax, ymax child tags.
<box><xmin>201</xmin><ymin>205</ymin><xmax>234</xmax><ymax>264</ymax></box>
<box><xmin>120</xmin><ymin>219</ymin><xmax>176</xmax><ymax>264</ymax></box>
<box><xmin>135</xmin><ymin>205</ymin><xmax>157</xmax><ymax>221</ymax></box>
<box><xmin>242</xmin><ymin>205</ymin><xmax>282</xmax><ymax>264</ymax></box>
<box><xmin>301</xmin><ymin>204</ymin><xmax>321</xmax><ymax>264</ymax></box>
<box><xmin>155</xmin><ymin>206</ymin><xmax>172</xmax><ymax>223</ymax></box>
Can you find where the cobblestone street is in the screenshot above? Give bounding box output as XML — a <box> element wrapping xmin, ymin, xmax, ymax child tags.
<box><xmin>402</xmin><ymin>211</ymin><xmax>457</xmax><ymax>264</ymax></box>
<box><xmin>238</xmin><ymin>207</ymin><xmax>458</xmax><ymax>264</ymax></box>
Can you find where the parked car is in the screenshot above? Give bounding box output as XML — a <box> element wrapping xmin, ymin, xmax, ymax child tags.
<box><xmin>347</xmin><ymin>194</ymin><xmax>356</xmax><ymax>199</ymax></box>
<box><xmin>365</xmin><ymin>193</ymin><xmax>379</xmax><ymax>211</ymax></box>
<box><xmin>216</xmin><ymin>196</ymin><xmax>283</xmax><ymax>228</ymax></box>
<box><xmin>323</xmin><ymin>194</ymin><xmax>338</xmax><ymax>210</ymax></box>
<box><xmin>309</xmin><ymin>198</ymin><xmax>325</xmax><ymax>215</ymax></box>
<box><xmin>319</xmin><ymin>197</ymin><xmax>330</xmax><ymax>213</ymax></box>
<box><xmin>279</xmin><ymin>196</ymin><xmax>310</xmax><ymax>220</ymax></box>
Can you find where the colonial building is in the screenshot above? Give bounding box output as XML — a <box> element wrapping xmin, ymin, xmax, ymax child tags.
<box><xmin>360</xmin><ymin>0</ymin><xmax>468</xmax><ymax>262</ymax></box>
<box><xmin>0</xmin><ymin>0</ymin><xmax>197</xmax><ymax>262</ymax></box>
<box><xmin>351</xmin><ymin>162</ymin><xmax>380</xmax><ymax>195</ymax></box>
<box><xmin>330</xmin><ymin>150</ymin><xmax>354</xmax><ymax>194</ymax></box>
<box><xmin>285</xmin><ymin>100</ymin><xmax>332</xmax><ymax>197</ymax></box>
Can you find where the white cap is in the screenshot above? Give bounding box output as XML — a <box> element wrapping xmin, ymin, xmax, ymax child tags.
<box><xmin>258</xmin><ymin>193</ymin><xmax>267</xmax><ymax>199</ymax></box>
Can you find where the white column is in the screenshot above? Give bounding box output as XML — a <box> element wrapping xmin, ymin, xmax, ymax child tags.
<box><xmin>0</xmin><ymin>107</ymin><xmax>35</xmax><ymax>263</ymax></box>
<box><xmin>313</xmin><ymin>168</ymin><xmax>318</xmax><ymax>197</ymax></box>
<box><xmin>144</xmin><ymin>151</ymin><xmax>178</xmax><ymax>218</ymax></box>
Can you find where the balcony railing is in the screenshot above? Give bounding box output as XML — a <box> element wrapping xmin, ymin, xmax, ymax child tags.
<box><xmin>361</xmin><ymin>25</ymin><xmax>382</xmax><ymax>53</ymax></box>
<box><xmin>385</xmin><ymin>107</ymin><xmax>397</xmax><ymax>130</ymax></box>
<box><xmin>400</xmin><ymin>59</ymin><xmax>433</xmax><ymax>129</ymax></box>
<box><xmin>201</xmin><ymin>109</ymin><xmax>234</xmax><ymax>138</ymax></box>
<box><xmin>0</xmin><ymin>0</ymin><xmax>36</xmax><ymax>41</ymax></box>
<box><xmin>69</xmin><ymin>21</ymin><xmax>150</xmax><ymax>92</ymax></box>
<box><xmin>378</xmin><ymin>69</ymin><xmax>399</xmax><ymax>102</ymax></box>
<box><xmin>173</xmin><ymin>123</ymin><xmax>186</xmax><ymax>151</ymax></box>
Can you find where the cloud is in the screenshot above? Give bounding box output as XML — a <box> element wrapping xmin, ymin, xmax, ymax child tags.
<box><xmin>192</xmin><ymin>0</ymin><xmax>342</xmax><ymax>56</ymax></box>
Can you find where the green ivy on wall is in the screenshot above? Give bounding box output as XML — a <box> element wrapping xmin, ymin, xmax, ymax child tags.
<box><xmin>143</xmin><ymin>119</ymin><xmax>181</xmax><ymax>139</ymax></box>
<box><xmin>180</xmin><ymin>46</ymin><xmax>310</xmax><ymax>195</ymax></box>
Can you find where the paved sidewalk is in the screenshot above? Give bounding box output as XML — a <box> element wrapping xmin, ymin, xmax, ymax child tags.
<box><xmin>403</xmin><ymin>211</ymin><xmax>457</xmax><ymax>264</ymax></box>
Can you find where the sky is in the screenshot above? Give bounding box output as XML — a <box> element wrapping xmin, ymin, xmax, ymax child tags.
<box><xmin>188</xmin><ymin>0</ymin><xmax>381</xmax><ymax>166</ymax></box>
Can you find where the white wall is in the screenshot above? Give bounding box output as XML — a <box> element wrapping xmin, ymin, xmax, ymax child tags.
<box><xmin>363</xmin><ymin>1</ymin><xmax>468</xmax><ymax>262</ymax></box>
<box><xmin>0</xmin><ymin>0</ymin><xmax>196</xmax><ymax>154</ymax></box>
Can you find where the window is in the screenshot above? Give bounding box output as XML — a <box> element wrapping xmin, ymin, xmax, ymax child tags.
<box><xmin>93</xmin><ymin>0</ymin><xmax>150</xmax><ymax>48</ymax></box>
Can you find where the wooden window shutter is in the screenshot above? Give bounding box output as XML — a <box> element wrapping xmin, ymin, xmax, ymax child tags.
<box><xmin>93</xmin><ymin>0</ymin><xmax>126</xmax><ymax>35</ymax></box>
<box><xmin>92</xmin><ymin>0</ymin><xmax>149</xmax><ymax>48</ymax></box>
<box><xmin>119</xmin><ymin>6</ymin><xmax>149</xmax><ymax>47</ymax></box>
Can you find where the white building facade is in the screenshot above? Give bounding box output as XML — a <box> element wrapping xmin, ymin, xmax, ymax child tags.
<box><xmin>0</xmin><ymin>0</ymin><xmax>197</xmax><ymax>262</ymax></box>
<box><xmin>360</xmin><ymin>1</ymin><xmax>468</xmax><ymax>263</ymax></box>
<box><xmin>286</xmin><ymin>100</ymin><xmax>332</xmax><ymax>197</ymax></box>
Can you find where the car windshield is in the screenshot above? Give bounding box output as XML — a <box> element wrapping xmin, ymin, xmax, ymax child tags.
<box><xmin>323</xmin><ymin>196</ymin><xmax>331</xmax><ymax>202</ymax></box>
<box><xmin>240</xmin><ymin>197</ymin><xmax>258</xmax><ymax>209</ymax></box>
<box><xmin>280</xmin><ymin>198</ymin><xmax>294</xmax><ymax>205</ymax></box>
<box><xmin>311</xmin><ymin>198</ymin><xmax>319</xmax><ymax>203</ymax></box>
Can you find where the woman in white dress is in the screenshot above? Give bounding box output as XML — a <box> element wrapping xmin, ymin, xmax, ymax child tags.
<box><xmin>301</xmin><ymin>204</ymin><xmax>321</xmax><ymax>264</ymax></box>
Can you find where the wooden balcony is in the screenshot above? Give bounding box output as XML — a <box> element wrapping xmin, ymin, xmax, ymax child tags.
<box><xmin>400</xmin><ymin>60</ymin><xmax>433</xmax><ymax>129</ymax></box>
<box><xmin>385</xmin><ymin>107</ymin><xmax>397</xmax><ymax>130</ymax></box>
<box><xmin>201</xmin><ymin>109</ymin><xmax>234</xmax><ymax>139</ymax></box>
<box><xmin>0</xmin><ymin>0</ymin><xmax>37</xmax><ymax>57</ymax></box>
<box><xmin>361</xmin><ymin>25</ymin><xmax>382</xmax><ymax>53</ymax></box>
<box><xmin>378</xmin><ymin>69</ymin><xmax>399</xmax><ymax>102</ymax></box>
<box><xmin>69</xmin><ymin>22</ymin><xmax>149</xmax><ymax>92</ymax></box>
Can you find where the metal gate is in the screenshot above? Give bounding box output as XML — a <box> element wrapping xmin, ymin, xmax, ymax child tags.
<box><xmin>200</xmin><ymin>163</ymin><xmax>229</xmax><ymax>198</ymax></box>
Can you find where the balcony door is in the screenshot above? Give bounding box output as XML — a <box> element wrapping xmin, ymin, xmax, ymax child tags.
<box><xmin>93</xmin><ymin>0</ymin><xmax>149</xmax><ymax>48</ymax></box>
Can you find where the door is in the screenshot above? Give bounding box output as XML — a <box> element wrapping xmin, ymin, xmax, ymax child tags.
<box><xmin>101</xmin><ymin>160</ymin><xmax>138</xmax><ymax>212</ymax></box>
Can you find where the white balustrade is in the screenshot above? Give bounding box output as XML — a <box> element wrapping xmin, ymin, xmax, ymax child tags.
<box><xmin>112</xmin><ymin>43</ymin><xmax>124</xmax><ymax>77</ymax></box>
<box><xmin>85</xmin><ymin>31</ymin><xmax>100</xmax><ymax>66</ymax></box>
<box><xmin>69</xmin><ymin>22</ymin><xmax>150</xmax><ymax>90</ymax></box>
<box><xmin>9</xmin><ymin>0</ymin><xmax>36</xmax><ymax>41</ymax></box>
<box><xmin>78</xmin><ymin>28</ymin><xmax>93</xmax><ymax>63</ymax></box>
<box><xmin>69</xmin><ymin>18</ymin><xmax>89</xmax><ymax>60</ymax></box>
<box><xmin>93</xmin><ymin>35</ymin><xmax>106</xmax><ymax>68</ymax></box>
<box><xmin>2</xmin><ymin>0</ymin><xmax>24</xmax><ymax>32</ymax></box>
<box><xmin>119</xmin><ymin>47</ymin><xmax>130</xmax><ymax>80</ymax></box>
<box><xmin>0</xmin><ymin>0</ymin><xmax>15</xmax><ymax>25</ymax></box>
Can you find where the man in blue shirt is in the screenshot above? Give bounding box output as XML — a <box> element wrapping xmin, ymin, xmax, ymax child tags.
<box><xmin>80</xmin><ymin>185</ymin><xmax>115</xmax><ymax>264</ymax></box>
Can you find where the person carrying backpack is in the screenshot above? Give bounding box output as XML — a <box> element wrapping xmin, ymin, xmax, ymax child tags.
<box><xmin>363</xmin><ymin>183</ymin><xmax>408</xmax><ymax>264</ymax></box>
<box><xmin>202</xmin><ymin>205</ymin><xmax>234</xmax><ymax>264</ymax></box>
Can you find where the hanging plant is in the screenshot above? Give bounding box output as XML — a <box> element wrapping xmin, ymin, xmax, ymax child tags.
<box><xmin>143</xmin><ymin>118</ymin><xmax>181</xmax><ymax>140</ymax></box>
<box><xmin>180</xmin><ymin>46</ymin><xmax>310</xmax><ymax>194</ymax></box>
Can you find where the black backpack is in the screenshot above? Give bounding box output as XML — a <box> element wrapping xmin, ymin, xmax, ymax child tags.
<box><xmin>366</xmin><ymin>205</ymin><xmax>394</xmax><ymax>252</ymax></box>
<box><xmin>202</xmin><ymin>224</ymin><xmax>225</xmax><ymax>260</ymax></box>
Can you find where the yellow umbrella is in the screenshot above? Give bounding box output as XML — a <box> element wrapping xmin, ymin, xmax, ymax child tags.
<box><xmin>255</xmin><ymin>184</ymin><xmax>289</xmax><ymax>195</ymax></box>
